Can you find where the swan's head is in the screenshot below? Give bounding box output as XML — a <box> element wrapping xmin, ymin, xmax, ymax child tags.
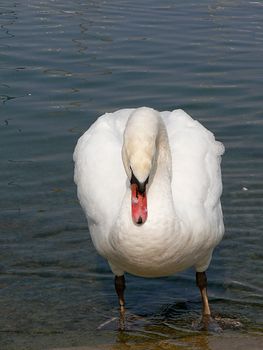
<box><xmin>122</xmin><ymin>107</ymin><xmax>160</xmax><ymax>225</ymax></box>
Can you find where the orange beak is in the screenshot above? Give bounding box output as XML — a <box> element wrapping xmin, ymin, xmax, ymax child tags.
<box><xmin>131</xmin><ymin>183</ymin><xmax>148</xmax><ymax>225</ymax></box>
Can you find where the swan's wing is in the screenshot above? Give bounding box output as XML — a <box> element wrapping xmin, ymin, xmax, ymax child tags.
<box><xmin>73</xmin><ymin>110</ymin><xmax>133</xmax><ymax>243</ymax></box>
<box><xmin>162</xmin><ymin>109</ymin><xmax>225</xmax><ymax>236</ymax></box>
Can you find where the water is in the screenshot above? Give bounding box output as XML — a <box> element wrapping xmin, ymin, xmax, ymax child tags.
<box><xmin>0</xmin><ymin>0</ymin><xmax>262</xmax><ymax>349</ymax></box>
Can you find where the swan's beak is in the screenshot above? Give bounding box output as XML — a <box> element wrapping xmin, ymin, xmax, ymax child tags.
<box><xmin>130</xmin><ymin>179</ymin><xmax>148</xmax><ymax>225</ymax></box>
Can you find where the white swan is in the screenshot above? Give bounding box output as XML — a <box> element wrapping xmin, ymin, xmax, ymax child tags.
<box><xmin>73</xmin><ymin>107</ymin><xmax>224</xmax><ymax>328</ymax></box>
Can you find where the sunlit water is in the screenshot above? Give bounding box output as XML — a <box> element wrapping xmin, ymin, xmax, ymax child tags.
<box><xmin>0</xmin><ymin>0</ymin><xmax>262</xmax><ymax>349</ymax></box>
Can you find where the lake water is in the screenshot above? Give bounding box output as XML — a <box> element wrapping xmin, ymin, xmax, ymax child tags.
<box><xmin>1</xmin><ymin>0</ymin><xmax>262</xmax><ymax>349</ymax></box>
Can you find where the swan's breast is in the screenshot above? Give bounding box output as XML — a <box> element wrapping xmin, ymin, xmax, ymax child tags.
<box><xmin>107</xmin><ymin>189</ymin><xmax>194</xmax><ymax>277</ymax></box>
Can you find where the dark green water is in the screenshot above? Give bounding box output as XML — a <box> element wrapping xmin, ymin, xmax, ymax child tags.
<box><xmin>0</xmin><ymin>0</ymin><xmax>262</xmax><ymax>349</ymax></box>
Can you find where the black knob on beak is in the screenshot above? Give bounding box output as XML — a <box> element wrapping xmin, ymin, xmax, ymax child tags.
<box><xmin>130</xmin><ymin>169</ymin><xmax>149</xmax><ymax>194</ymax></box>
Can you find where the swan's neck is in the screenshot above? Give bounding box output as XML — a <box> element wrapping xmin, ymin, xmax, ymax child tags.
<box><xmin>152</xmin><ymin>118</ymin><xmax>172</xmax><ymax>183</ymax></box>
<box><xmin>122</xmin><ymin>107</ymin><xmax>172</xmax><ymax>184</ymax></box>
<box><xmin>146</xmin><ymin>119</ymin><xmax>174</xmax><ymax>219</ymax></box>
<box><xmin>119</xmin><ymin>108</ymin><xmax>174</xmax><ymax>227</ymax></box>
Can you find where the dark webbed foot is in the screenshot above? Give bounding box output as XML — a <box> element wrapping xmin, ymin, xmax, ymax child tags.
<box><xmin>195</xmin><ymin>314</ymin><xmax>223</xmax><ymax>332</ymax></box>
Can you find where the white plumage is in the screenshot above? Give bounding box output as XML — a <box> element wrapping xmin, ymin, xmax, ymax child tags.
<box><xmin>73</xmin><ymin>107</ymin><xmax>224</xmax><ymax>279</ymax></box>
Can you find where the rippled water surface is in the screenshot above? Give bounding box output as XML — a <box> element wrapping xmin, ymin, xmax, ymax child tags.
<box><xmin>1</xmin><ymin>0</ymin><xmax>262</xmax><ymax>349</ymax></box>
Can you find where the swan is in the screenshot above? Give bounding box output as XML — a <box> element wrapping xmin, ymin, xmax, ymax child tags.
<box><xmin>73</xmin><ymin>107</ymin><xmax>224</xmax><ymax>328</ymax></box>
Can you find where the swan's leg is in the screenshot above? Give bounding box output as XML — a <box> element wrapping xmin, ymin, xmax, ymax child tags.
<box><xmin>195</xmin><ymin>271</ymin><xmax>222</xmax><ymax>332</ymax></box>
<box><xmin>115</xmin><ymin>275</ymin><xmax>126</xmax><ymax>311</ymax></box>
<box><xmin>115</xmin><ymin>275</ymin><xmax>126</xmax><ymax>330</ymax></box>
<box><xmin>196</xmin><ymin>271</ymin><xmax>210</xmax><ymax>316</ymax></box>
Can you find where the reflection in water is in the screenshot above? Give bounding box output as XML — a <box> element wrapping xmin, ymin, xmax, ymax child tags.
<box><xmin>113</xmin><ymin>329</ymin><xmax>211</xmax><ymax>350</ymax></box>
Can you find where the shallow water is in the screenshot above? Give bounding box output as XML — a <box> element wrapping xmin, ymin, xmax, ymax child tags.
<box><xmin>0</xmin><ymin>0</ymin><xmax>262</xmax><ymax>349</ymax></box>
